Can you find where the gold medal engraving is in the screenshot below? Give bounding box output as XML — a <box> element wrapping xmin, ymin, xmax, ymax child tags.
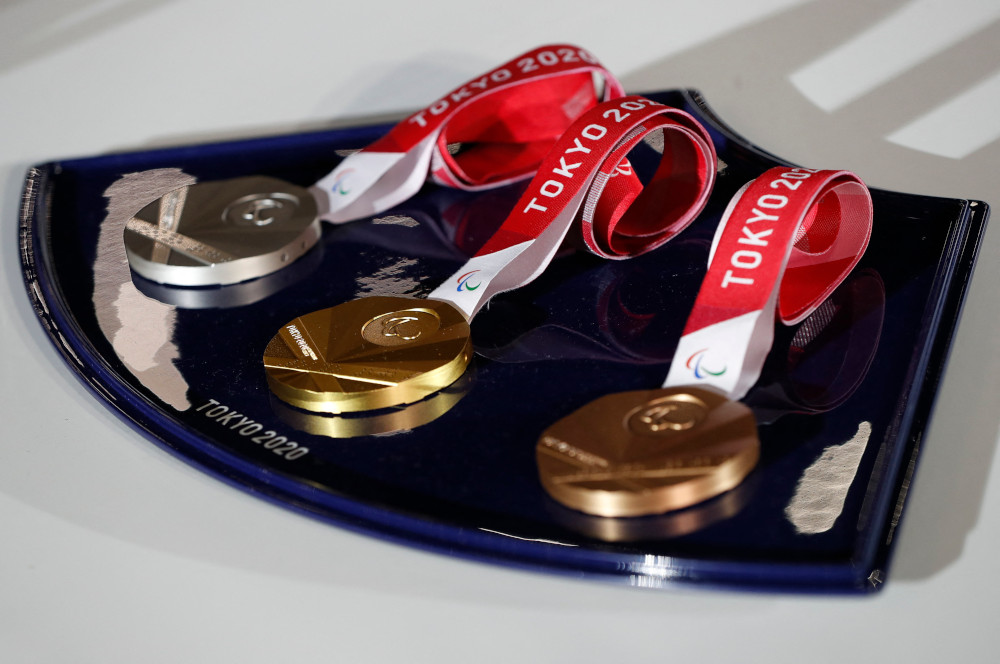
<box><xmin>263</xmin><ymin>296</ymin><xmax>472</xmax><ymax>414</ymax></box>
<box><xmin>361</xmin><ymin>309</ymin><xmax>441</xmax><ymax>347</ymax></box>
<box><xmin>537</xmin><ymin>387</ymin><xmax>759</xmax><ymax>517</ymax></box>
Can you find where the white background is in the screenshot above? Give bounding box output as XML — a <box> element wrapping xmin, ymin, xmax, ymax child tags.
<box><xmin>2</xmin><ymin>1</ymin><xmax>999</xmax><ymax>661</ymax></box>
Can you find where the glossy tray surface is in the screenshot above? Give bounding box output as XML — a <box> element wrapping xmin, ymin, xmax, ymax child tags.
<box><xmin>20</xmin><ymin>90</ymin><xmax>987</xmax><ymax>592</ymax></box>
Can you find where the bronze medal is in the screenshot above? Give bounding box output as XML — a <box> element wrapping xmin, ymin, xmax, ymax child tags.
<box><xmin>536</xmin><ymin>387</ymin><xmax>759</xmax><ymax>517</ymax></box>
<box><xmin>263</xmin><ymin>296</ymin><xmax>472</xmax><ymax>414</ymax></box>
<box><xmin>124</xmin><ymin>176</ymin><xmax>320</xmax><ymax>286</ymax></box>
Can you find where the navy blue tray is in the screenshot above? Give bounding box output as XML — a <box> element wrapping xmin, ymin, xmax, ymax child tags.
<box><xmin>18</xmin><ymin>90</ymin><xmax>988</xmax><ymax>592</ymax></box>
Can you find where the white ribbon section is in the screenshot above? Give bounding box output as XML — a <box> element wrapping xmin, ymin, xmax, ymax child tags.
<box><xmin>427</xmin><ymin>186</ymin><xmax>591</xmax><ymax>320</ymax></box>
<box><xmin>662</xmin><ymin>293</ymin><xmax>778</xmax><ymax>400</ymax></box>
<box><xmin>312</xmin><ymin>136</ymin><xmax>436</xmax><ymax>223</ymax></box>
<box><xmin>426</xmin><ymin>241</ymin><xmax>533</xmax><ymax>319</ymax></box>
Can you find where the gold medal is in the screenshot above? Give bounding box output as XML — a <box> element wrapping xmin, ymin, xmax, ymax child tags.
<box><xmin>536</xmin><ymin>387</ymin><xmax>759</xmax><ymax>517</ymax></box>
<box><xmin>263</xmin><ymin>296</ymin><xmax>472</xmax><ymax>414</ymax></box>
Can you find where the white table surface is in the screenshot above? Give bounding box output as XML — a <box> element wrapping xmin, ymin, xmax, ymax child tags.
<box><xmin>2</xmin><ymin>1</ymin><xmax>998</xmax><ymax>661</ymax></box>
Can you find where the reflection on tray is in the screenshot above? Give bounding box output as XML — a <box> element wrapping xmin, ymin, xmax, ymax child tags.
<box><xmin>131</xmin><ymin>242</ymin><xmax>324</xmax><ymax>309</ymax></box>
<box><xmin>270</xmin><ymin>370</ymin><xmax>475</xmax><ymax>439</ymax></box>
<box><xmin>748</xmin><ymin>269</ymin><xmax>885</xmax><ymax>423</ymax></box>
<box><xmin>548</xmin><ymin>471</ymin><xmax>758</xmax><ymax>542</ymax></box>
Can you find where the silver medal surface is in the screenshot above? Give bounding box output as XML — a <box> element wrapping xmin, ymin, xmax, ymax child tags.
<box><xmin>124</xmin><ymin>176</ymin><xmax>320</xmax><ymax>287</ymax></box>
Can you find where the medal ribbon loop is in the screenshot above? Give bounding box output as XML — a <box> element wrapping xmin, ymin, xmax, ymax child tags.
<box><xmin>313</xmin><ymin>45</ymin><xmax>625</xmax><ymax>223</ymax></box>
<box><xmin>663</xmin><ymin>167</ymin><xmax>873</xmax><ymax>399</ymax></box>
<box><xmin>428</xmin><ymin>95</ymin><xmax>717</xmax><ymax>319</ymax></box>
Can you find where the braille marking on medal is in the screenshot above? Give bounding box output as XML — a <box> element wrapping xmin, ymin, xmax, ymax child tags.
<box><xmin>223</xmin><ymin>192</ymin><xmax>300</xmax><ymax>227</ymax></box>
<box><xmin>625</xmin><ymin>393</ymin><xmax>709</xmax><ymax>436</ymax></box>
<box><xmin>151</xmin><ymin>188</ymin><xmax>187</xmax><ymax>265</ymax></box>
<box><xmin>361</xmin><ymin>308</ymin><xmax>442</xmax><ymax>347</ymax></box>
<box><xmin>124</xmin><ymin>218</ymin><xmax>236</xmax><ymax>264</ymax></box>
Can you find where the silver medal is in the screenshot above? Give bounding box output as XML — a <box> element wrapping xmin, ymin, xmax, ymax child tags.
<box><xmin>124</xmin><ymin>176</ymin><xmax>320</xmax><ymax>287</ymax></box>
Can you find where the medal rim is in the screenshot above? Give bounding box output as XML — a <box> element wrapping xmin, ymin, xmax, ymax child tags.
<box><xmin>536</xmin><ymin>387</ymin><xmax>760</xmax><ymax>517</ymax></box>
<box><xmin>263</xmin><ymin>296</ymin><xmax>473</xmax><ymax>414</ymax></box>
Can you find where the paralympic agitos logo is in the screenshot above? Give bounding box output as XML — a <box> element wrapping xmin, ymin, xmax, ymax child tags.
<box><xmin>456</xmin><ymin>270</ymin><xmax>482</xmax><ymax>292</ymax></box>
<box><xmin>328</xmin><ymin>168</ymin><xmax>354</xmax><ymax>195</ymax></box>
<box><xmin>686</xmin><ymin>348</ymin><xmax>726</xmax><ymax>379</ymax></box>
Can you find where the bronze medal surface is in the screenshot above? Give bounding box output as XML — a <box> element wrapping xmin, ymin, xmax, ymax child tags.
<box><xmin>263</xmin><ymin>296</ymin><xmax>472</xmax><ymax>414</ymax></box>
<box><xmin>537</xmin><ymin>387</ymin><xmax>759</xmax><ymax>517</ymax></box>
<box><xmin>123</xmin><ymin>176</ymin><xmax>320</xmax><ymax>286</ymax></box>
